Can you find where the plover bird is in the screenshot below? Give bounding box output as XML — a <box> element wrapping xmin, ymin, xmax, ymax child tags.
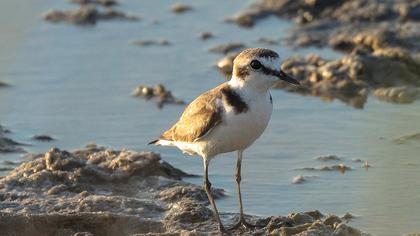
<box><xmin>149</xmin><ymin>48</ymin><xmax>299</xmax><ymax>233</ymax></box>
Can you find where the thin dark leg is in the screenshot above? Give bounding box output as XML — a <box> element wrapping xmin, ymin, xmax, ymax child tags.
<box><xmin>203</xmin><ymin>158</ymin><xmax>226</xmax><ymax>233</ymax></box>
<box><xmin>236</xmin><ymin>150</ymin><xmax>245</xmax><ymax>220</ymax></box>
<box><xmin>228</xmin><ymin>150</ymin><xmax>264</xmax><ymax>230</ymax></box>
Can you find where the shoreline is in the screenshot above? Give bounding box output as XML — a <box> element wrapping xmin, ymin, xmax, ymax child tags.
<box><xmin>0</xmin><ymin>145</ymin><xmax>369</xmax><ymax>236</ymax></box>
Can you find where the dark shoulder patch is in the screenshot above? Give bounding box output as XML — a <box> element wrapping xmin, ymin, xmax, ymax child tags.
<box><xmin>269</xmin><ymin>93</ymin><xmax>272</xmax><ymax>104</ymax></box>
<box><xmin>221</xmin><ymin>87</ymin><xmax>249</xmax><ymax>114</ymax></box>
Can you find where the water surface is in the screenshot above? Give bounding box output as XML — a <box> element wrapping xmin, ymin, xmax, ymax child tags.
<box><xmin>1</xmin><ymin>1</ymin><xmax>420</xmax><ymax>235</ymax></box>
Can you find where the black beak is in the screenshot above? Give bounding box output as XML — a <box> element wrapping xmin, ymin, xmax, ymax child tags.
<box><xmin>276</xmin><ymin>70</ymin><xmax>300</xmax><ymax>85</ymax></box>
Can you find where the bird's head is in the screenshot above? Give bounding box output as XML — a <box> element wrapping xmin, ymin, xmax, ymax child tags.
<box><xmin>232</xmin><ymin>48</ymin><xmax>300</xmax><ymax>91</ymax></box>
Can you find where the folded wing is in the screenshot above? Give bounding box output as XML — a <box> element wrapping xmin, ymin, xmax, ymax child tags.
<box><xmin>160</xmin><ymin>83</ymin><xmax>227</xmax><ymax>143</ymax></box>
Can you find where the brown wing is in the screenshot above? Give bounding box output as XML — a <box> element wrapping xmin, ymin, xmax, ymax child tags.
<box><xmin>159</xmin><ymin>83</ymin><xmax>227</xmax><ymax>142</ymax></box>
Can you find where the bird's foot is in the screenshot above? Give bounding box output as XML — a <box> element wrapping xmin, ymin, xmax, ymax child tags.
<box><xmin>227</xmin><ymin>217</ymin><xmax>265</xmax><ymax>231</ymax></box>
<box><xmin>218</xmin><ymin>223</ymin><xmax>231</xmax><ymax>235</ymax></box>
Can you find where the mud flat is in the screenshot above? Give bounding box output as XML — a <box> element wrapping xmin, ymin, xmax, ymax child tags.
<box><xmin>224</xmin><ymin>0</ymin><xmax>420</xmax><ymax>107</ymax></box>
<box><xmin>0</xmin><ymin>145</ymin><xmax>369</xmax><ymax>235</ymax></box>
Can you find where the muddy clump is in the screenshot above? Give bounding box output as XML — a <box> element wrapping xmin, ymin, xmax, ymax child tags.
<box><xmin>0</xmin><ymin>125</ymin><xmax>10</xmax><ymax>134</ymax></box>
<box><xmin>283</xmin><ymin>33</ymin><xmax>419</xmax><ymax>106</ymax></box>
<box><xmin>208</xmin><ymin>42</ymin><xmax>246</xmax><ymax>54</ymax></box>
<box><xmin>292</xmin><ymin>175</ymin><xmax>307</xmax><ymax>184</ymax></box>
<box><xmin>315</xmin><ymin>155</ymin><xmax>341</xmax><ymax>161</ymax></box>
<box><xmin>32</xmin><ymin>135</ymin><xmax>55</xmax><ymax>142</ymax></box>
<box><xmin>171</xmin><ymin>3</ymin><xmax>193</xmax><ymax>14</ymax></box>
<box><xmin>257</xmin><ymin>37</ymin><xmax>280</xmax><ymax>45</ymax></box>
<box><xmin>279</xmin><ymin>47</ymin><xmax>420</xmax><ymax>108</ymax></box>
<box><xmin>0</xmin><ymin>145</ymin><xmax>369</xmax><ymax>235</ymax></box>
<box><xmin>292</xmin><ymin>175</ymin><xmax>317</xmax><ymax>184</ymax></box>
<box><xmin>373</xmin><ymin>86</ymin><xmax>419</xmax><ymax>103</ymax></box>
<box><xmin>0</xmin><ymin>81</ymin><xmax>8</xmax><ymax>87</ymax></box>
<box><xmin>0</xmin><ymin>125</ymin><xmax>25</xmax><ymax>153</ymax></box>
<box><xmin>280</xmin><ymin>54</ymin><xmax>369</xmax><ymax>108</ymax></box>
<box><xmin>132</xmin><ymin>84</ymin><xmax>185</xmax><ymax>109</ymax></box>
<box><xmin>70</xmin><ymin>0</ymin><xmax>118</xmax><ymax>7</ymax></box>
<box><xmin>199</xmin><ymin>32</ymin><xmax>214</xmax><ymax>41</ymax></box>
<box><xmin>328</xmin><ymin>27</ymin><xmax>417</xmax><ymax>53</ymax></box>
<box><xmin>393</xmin><ymin>132</ymin><xmax>420</xmax><ymax>144</ymax></box>
<box><xmin>43</xmin><ymin>6</ymin><xmax>139</xmax><ymax>25</ymax></box>
<box><xmin>297</xmin><ymin>164</ymin><xmax>352</xmax><ymax>174</ymax></box>
<box><xmin>131</xmin><ymin>39</ymin><xmax>171</xmax><ymax>47</ymax></box>
<box><xmin>216</xmin><ymin>52</ymin><xmax>239</xmax><ymax>78</ymax></box>
<box><xmin>0</xmin><ymin>145</ymin><xmax>187</xmax><ymax>235</ymax></box>
<box><xmin>266</xmin><ymin>211</ymin><xmax>368</xmax><ymax>236</ymax></box>
<box><xmin>288</xmin><ymin>16</ymin><xmax>420</xmax><ymax>55</ymax></box>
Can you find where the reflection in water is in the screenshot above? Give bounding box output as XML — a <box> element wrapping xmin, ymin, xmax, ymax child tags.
<box><xmin>0</xmin><ymin>1</ymin><xmax>419</xmax><ymax>236</ymax></box>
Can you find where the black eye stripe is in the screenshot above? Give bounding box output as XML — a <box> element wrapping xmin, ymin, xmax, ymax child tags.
<box><xmin>248</xmin><ymin>61</ymin><xmax>280</xmax><ymax>77</ymax></box>
<box><xmin>261</xmin><ymin>65</ymin><xmax>279</xmax><ymax>76</ymax></box>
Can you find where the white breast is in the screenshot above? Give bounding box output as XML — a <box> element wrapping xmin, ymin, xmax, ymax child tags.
<box><xmin>198</xmin><ymin>90</ymin><xmax>273</xmax><ymax>158</ymax></box>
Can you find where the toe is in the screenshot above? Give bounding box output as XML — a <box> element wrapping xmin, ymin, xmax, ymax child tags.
<box><xmin>226</xmin><ymin>221</ymin><xmax>242</xmax><ymax>231</ymax></box>
<box><xmin>241</xmin><ymin>218</ymin><xmax>267</xmax><ymax>229</ymax></box>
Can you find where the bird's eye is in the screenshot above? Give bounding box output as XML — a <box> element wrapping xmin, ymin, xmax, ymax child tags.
<box><xmin>250</xmin><ymin>60</ymin><xmax>262</xmax><ymax>70</ymax></box>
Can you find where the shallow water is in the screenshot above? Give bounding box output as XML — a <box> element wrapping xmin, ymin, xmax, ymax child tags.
<box><xmin>1</xmin><ymin>1</ymin><xmax>420</xmax><ymax>235</ymax></box>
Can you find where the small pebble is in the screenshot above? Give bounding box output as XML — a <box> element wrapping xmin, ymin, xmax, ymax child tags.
<box><xmin>199</xmin><ymin>32</ymin><xmax>214</xmax><ymax>40</ymax></box>
<box><xmin>314</xmin><ymin>155</ymin><xmax>341</xmax><ymax>161</ymax></box>
<box><xmin>171</xmin><ymin>3</ymin><xmax>192</xmax><ymax>14</ymax></box>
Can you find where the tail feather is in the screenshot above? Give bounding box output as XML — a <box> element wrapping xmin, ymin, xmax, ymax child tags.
<box><xmin>148</xmin><ymin>139</ymin><xmax>175</xmax><ymax>147</ymax></box>
<box><xmin>148</xmin><ymin>139</ymin><xmax>159</xmax><ymax>145</ymax></box>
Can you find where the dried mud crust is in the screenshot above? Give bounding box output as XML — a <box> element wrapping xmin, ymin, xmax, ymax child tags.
<box><xmin>0</xmin><ymin>145</ymin><xmax>369</xmax><ymax>235</ymax></box>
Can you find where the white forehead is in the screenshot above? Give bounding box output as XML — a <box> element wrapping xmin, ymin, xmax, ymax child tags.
<box><xmin>257</xmin><ymin>56</ymin><xmax>280</xmax><ymax>70</ymax></box>
<box><xmin>234</xmin><ymin>55</ymin><xmax>280</xmax><ymax>70</ymax></box>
